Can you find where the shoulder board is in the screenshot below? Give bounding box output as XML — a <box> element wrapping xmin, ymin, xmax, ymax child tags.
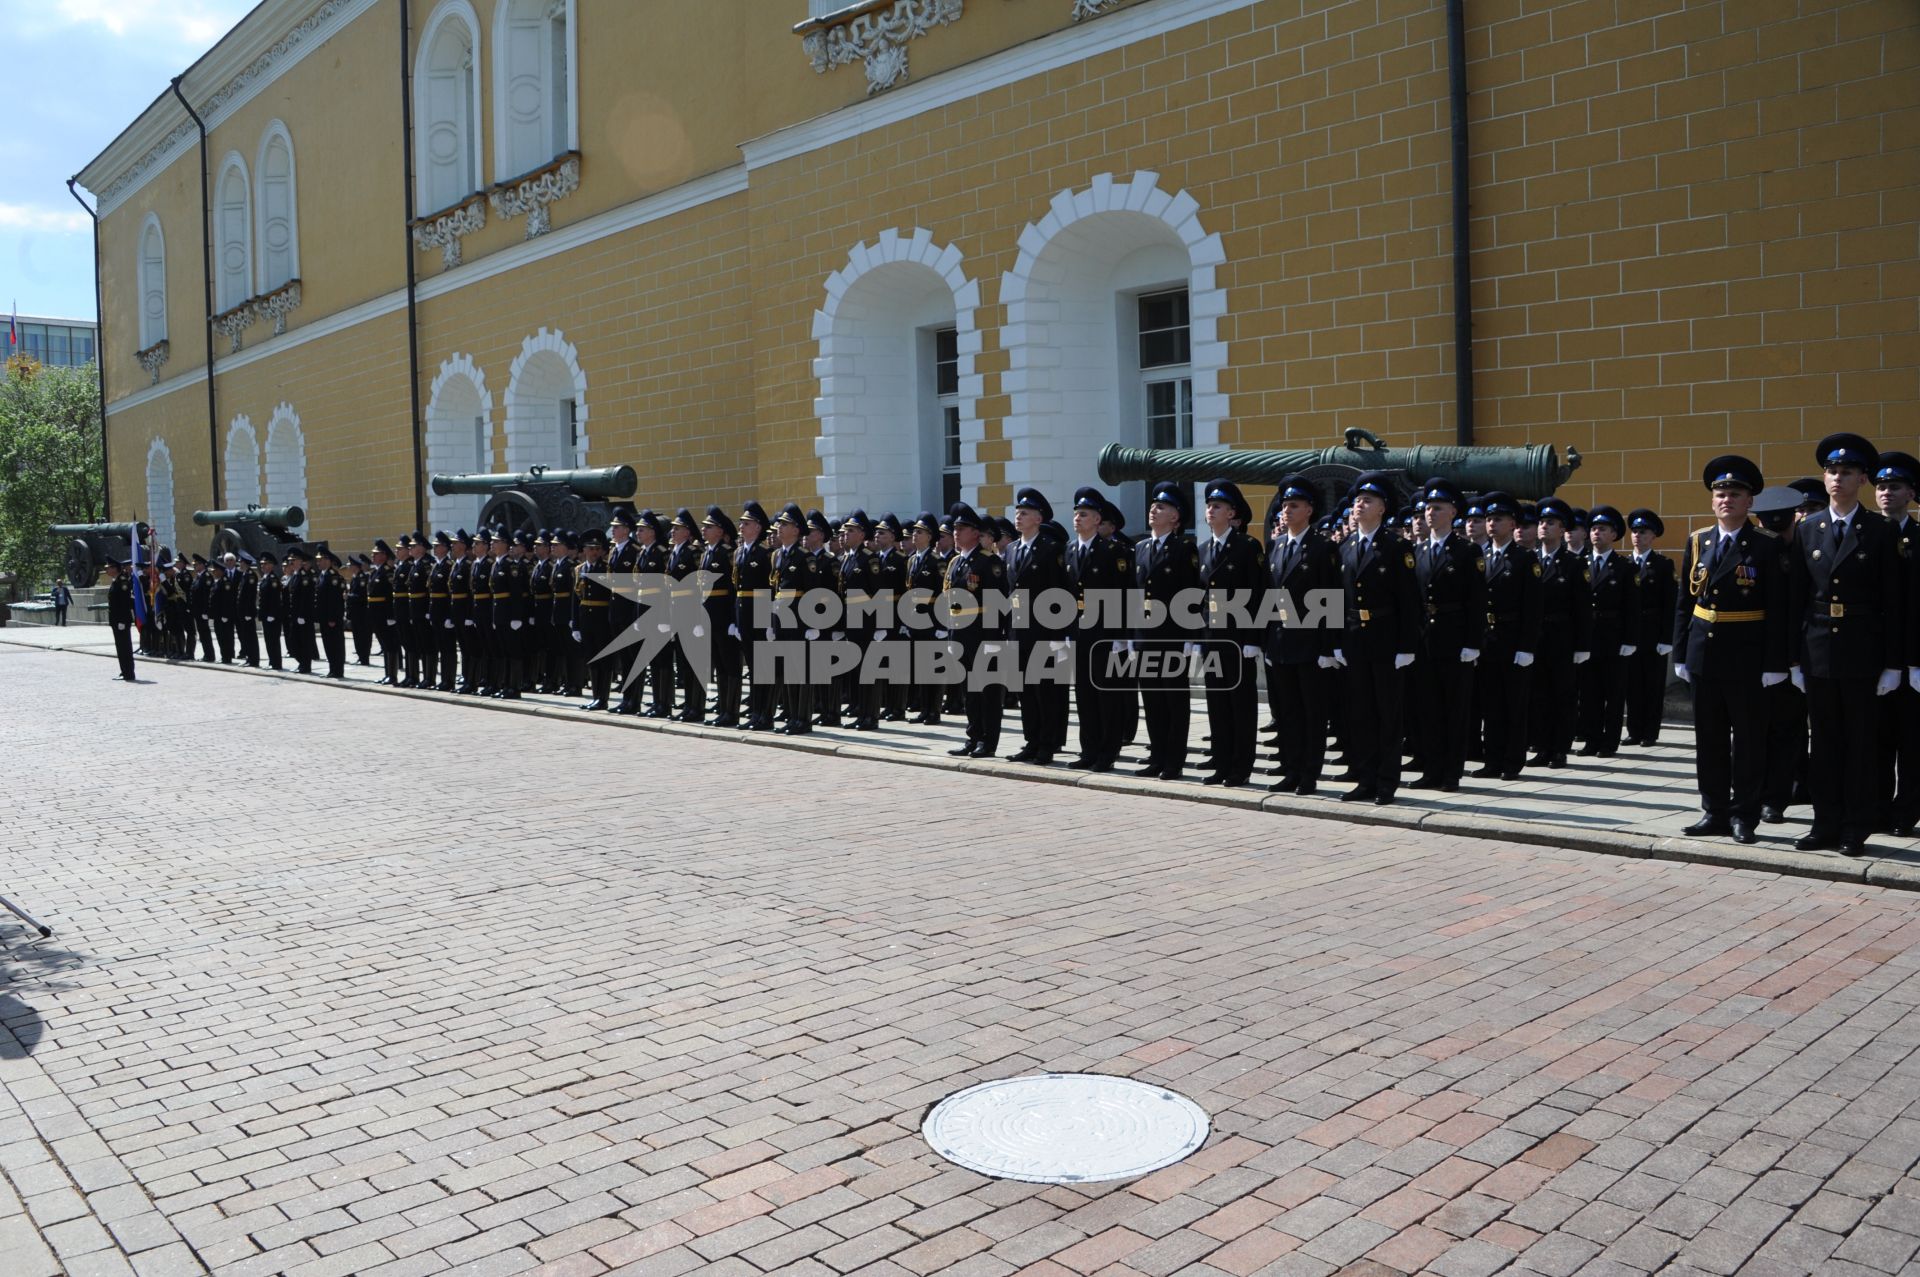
<box><xmin>1752</xmin><ymin>525</ymin><xmax>1778</xmax><ymax>538</ymax></box>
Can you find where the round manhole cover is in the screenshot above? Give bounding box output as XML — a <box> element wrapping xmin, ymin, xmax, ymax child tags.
<box><xmin>922</xmin><ymin>1073</ymin><xmax>1211</xmax><ymax>1183</ymax></box>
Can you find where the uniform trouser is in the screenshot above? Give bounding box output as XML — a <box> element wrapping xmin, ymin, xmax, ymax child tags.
<box><xmin>1412</xmin><ymin>646</ymin><xmax>1472</xmax><ymax>783</ymax></box>
<box><xmin>491</xmin><ymin>619</ymin><xmax>523</xmax><ymax>690</ymax></box>
<box><xmin>382</xmin><ymin>620</ymin><xmax>404</xmax><ymax>681</ymax></box>
<box><xmin>112</xmin><ymin>624</ymin><xmax>136</xmax><ymax>680</ymax></box>
<box><xmin>1074</xmin><ymin>635</ymin><xmax>1126</xmax><ymax>761</ymax></box>
<box><xmin>436</xmin><ymin>622</ymin><xmax>459</xmax><ymax>688</ymax></box>
<box><xmin>321</xmin><ymin>622</ymin><xmax>346</xmax><ymax>678</ymax></box>
<box><xmin>581</xmin><ymin>621</ymin><xmax>614</xmax><ymax>703</ymax></box>
<box><xmin>1807</xmin><ymin>674</ymin><xmax>1880</xmax><ymax>841</ymax></box>
<box><xmin>846</xmin><ymin>634</ymin><xmax>880</xmax><ymax>725</ymax></box>
<box><xmin>413</xmin><ymin>618</ymin><xmax>437</xmax><ymax>686</ymax></box>
<box><xmin>962</xmin><ymin>640</ymin><xmax>1004</xmax><ymax>749</ymax></box>
<box><xmin>1481</xmin><ymin>649</ymin><xmax>1531</xmax><ymax>775</ymax></box>
<box><xmin>1345</xmin><ymin>657</ymin><xmax>1405</xmax><ymax>794</ymax></box>
<box><xmin>1691</xmin><ymin>674</ymin><xmax>1765</xmax><ymax>824</ymax></box>
<box><xmin>1268</xmin><ymin>657</ymin><xmax>1325</xmax><ymax>785</ymax></box>
<box><xmin>215</xmin><ymin>618</ymin><xmax>235</xmax><ymax>662</ymax></box>
<box><xmin>1114</xmin><ymin>670</ymin><xmax>1140</xmax><ymax>746</ymax></box>
<box><xmin>1879</xmin><ymin>684</ymin><xmax>1919</xmax><ymax>831</ymax></box>
<box><xmin>548</xmin><ymin>622</ymin><xmax>572</xmax><ymax>691</ymax></box>
<box><xmin>739</xmin><ymin>622</ymin><xmax>776</xmax><ymax>725</ymax></box>
<box><xmin>196</xmin><ymin>617</ymin><xmax>215</xmax><ymax>661</ymax></box>
<box><xmin>1530</xmin><ymin>651</ymin><xmax>1578</xmax><ymax>760</ymax></box>
<box><xmin>1018</xmin><ymin>639</ymin><xmax>1068</xmax><ymax>754</ymax></box>
<box><xmin>470</xmin><ymin>619</ymin><xmax>492</xmax><ymax>688</ymax></box>
<box><xmin>1762</xmin><ymin>681</ymin><xmax>1807</xmax><ymax>814</ymax></box>
<box><xmin>1626</xmin><ymin>646</ymin><xmax>1667</xmax><ymax>743</ymax></box>
<box><xmin>709</xmin><ymin>629</ymin><xmax>742</xmax><ymax>722</ymax></box>
<box><xmin>1577</xmin><ymin>647</ymin><xmax>1630</xmax><ymax>754</ymax></box>
<box><xmin>351</xmin><ymin>624</ymin><xmax>373</xmax><ymax>665</ymax></box>
<box><xmin>1140</xmin><ymin>639</ymin><xmax>1192</xmax><ymax>772</ymax></box>
<box><xmin>262</xmin><ymin>619</ymin><xmax>283</xmax><ymax>669</ymax></box>
<box><xmin>290</xmin><ymin>624</ymin><xmax>313</xmax><ymax>671</ymax></box>
<box><xmin>1203</xmin><ymin>646</ymin><xmax>1256</xmax><ymax>779</ymax></box>
<box><xmin>673</xmin><ymin>640</ymin><xmax>705</xmax><ymax>718</ymax></box>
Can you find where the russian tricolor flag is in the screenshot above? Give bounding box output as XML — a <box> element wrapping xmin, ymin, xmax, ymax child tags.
<box><xmin>130</xmin><ymin>527</ymin><xmax>149</xmax><ymax>628</ymax></box>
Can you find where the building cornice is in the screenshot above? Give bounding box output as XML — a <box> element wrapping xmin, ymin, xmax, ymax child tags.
<box><xmin>78</xmin><ymin>0</ymin><xmax>380</xmax><ymax>216</ymax></box>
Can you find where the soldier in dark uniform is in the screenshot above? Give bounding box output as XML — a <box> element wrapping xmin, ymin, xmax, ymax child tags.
<box><xmin>366</xmin><ymin>539</ymin><xmax>398</xmax><ymax>683</ymax></box>
<box><xmin>1748</xmin><ymin>487</ymin><xmax>1809</xmax><ymax>824</ymax></box>
<box><xmin>549</xmin><ymin>532</ymin><xmax>581</xmax><ymax>697</ymax></box>
<box><xmin>1577</xmin><ymin>505</ymin><xmax>1641</xmax><ymax>757</ymax></box>
<box><xmin>906</xmin><ymin>513</ymin><xmax>947</xmax><ymax>725</ymax></box>
<box><xmin>347</xmin><ymin>550</ymin><xmax>372</xmax><ymax>664</ymax></box>
<box><xmin>699</xmin><ymin>506</ymin><xmax>740</xmax><ymax>726</ymax></box>
<box><xmin>732</xmin><ymin>502</ymin><xmax>775</xmax><ymax>730</ymax></box>
<box><xmin>526</xmin><ymin>532</ymin><xmax>554</xmax><ymax>693</ymax></box>
<box><xmin>411</xmin><ymin>533</ymin><xmax>439</xmax><ymax>689</ymax></box>
<box><xmin>256</xmin><ymin>551</ymin><xmax>284</xmax><ymax>670</ymax></box>
<box><xmin>1674</xmin><ymin>454</ymin><xmax>1791</xmax><ymax>846</ymax></box>
<box><xmin>871</xmin><ymin>513</ymin><xmax>910</xmax><ymax>723</ymax></box>
<box><xmin>574</xmin><ymin>530</ymin><xmax>615</xmax><ymax>711</ymax></box>
<box><xmin>1260</xmin><ymin>476</ymin><xmax>1337</xmax><ymax>792</ymax></box>
<box><xmin>837</xmin><ymin>510</ymin><xmax>885</xmax><ymax>731</ymax></box>
<box><xmin>1624</xmin><ymin>509</ymin><xmax>1676</xmax><ymax>745</ymax></box>
<box><xmin>1191</xmin><ymin>480</ymin><xmax>1263</xmax><ymax>787</ymax></box>
<box><xmin>212</xmin><ymin>554</ymin><xmax>237</xmax><ymax>663</ymax></box>
<box><xmin>1791</xmin><ymin>434</ymin><xmax>1907</xmax><ymax>855</ymax></box>
<box><xmin>1098</xmin><ymin>499</ymin><xmax>1141</xmax><ymax>751</ymax></box>
<box><xmin>105</xmin><ymin>558</ymin><xmax>137</xmax><ymax>681</ymax></box>
<box><xmin>1006</xmin><ymin>488</ymin><xmax>1068</xmax><ymax>764</ymax></box>
<box><xmin>771</xmin><ymin>503</ymin><xmax>818</xmax><ymax>734</ymax></box>
<box><xmin>1333</xmin><ymin>472</ymin><xmax>1421</xmax><ymax>804</ymax></box>
<box><xmin>1131</xmin><ymin>482</ymin><xmax>1200</xmax><ymax>780</ymax></box>
<box><xmin>1409</xmin><ymin>478</ymin><xmax>1486</xmax><ymax>792</ymax></box>
<box><xmin>189</xmin><ymin>556</ymin><xmax>216</xmax><ymax>661</ymax></box>
<box><xmin>803</xmin><ymin>510</ymin><xmax>841</xmax><ymax>726</ymax></box>
<box><xmin>1873</xmin><ymin>451</ymin><xmax>1919</xmax><ymax>836</ymax></box>
<box><xmin>314</xmin><ymin>547</ymin><xmax>347</xmax><ymax>679</ymax></box>
<box><xmin>666</xmin><ymin>509</ymin><xmax>705</xmax><ymax>720</ymax></box>
<box><xmin>231</xmin><ymin>553</ymin><xmax>259</xmax><ymax>666</ymax></box>
<box><xmin>601</xmin><ymin>505</ymin><xmax>638</xmax><ymax>708</ymax></box>
<box><xmin>391</xmin><ymin>535</ymin><xmax>417</xmax><ymax>686</ymax></box>
<box><xmin>621</xmin><ymin>510</ymin><xmax>673</xmax><ymax>716</ymax></box>
<box><xmin>287</xmin><ymin>547</ymin><xmax>317</xmax><ymax>674</ymax></box>
<box><xmin>1065</xmin><ymin>486</ymin><xmax>1131</xmax><ymax>771</ymax></box>
<box><xmin>425</xmin><ymin>531</ymin><xmax>455</xmax><ymax>691</ymax></box>
<box><xmin>468</xmin><ymin>531</ymin><xmax>496</xmax><ymax>696</ymax></box>
<box><xmin>943</xmin><ymin>502</ymin><xmax>1009</xmax><ymax>757</ymax></box>
<box><xmin>488</xmin><ymin>530</ymin><xmax>529</xmax><ymax>699</ymax></box>
<box><xmin>448</xmin><ymin>530</ymin><xmax>475</xmax><ymax>692</ymax></box>
<box><xmin>1529</xmin><ymin>498</ymin><xmax>1593</xmax><ymax>769</ymax></box>
<box><xmin>1473</xmin><ymin>492</ymin><xmax>1542</xmax><ymax>780</ymax></box>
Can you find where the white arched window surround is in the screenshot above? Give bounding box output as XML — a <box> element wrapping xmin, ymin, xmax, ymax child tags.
<box><xmin>492</xmin><ymin>0</ymin><xmax>578</xmax><ymax>180</ymax></box>
<box><xmin>146</xmin><ymin>437</ymin><xmax>177</xmax><ymax>554</ymax></box>
<box><xmin>426</xmin><ymin>353</ymin><xmax>496</xmax><ymax>530</ymax></box>
<box><xmin>415</xmin><ymin>0</ymin><xmax>486</xmax><ymax>215</ymax></box>
<box><xmin>263</xmin><ymin>403</ymin><xmax>309</xmax><ymax>527</ymax></box>
<box><xmin>254</xmin><ymin>120</ymin><xmax>300</xmax><ymax>294</ymax></box>
<box><xmin>214</xmin><ymin>152</ymin><xmax>253</xmax><ymax>313</ymax></box>
<box><xmin>226</xmin><ymin>415</ymin><xmax>262</xmax><ymax>510</ymax></box>
<box><xmin>138</xmin><ymin>213</ymin><xmax>167</xmax><ymax>349</ymax></box>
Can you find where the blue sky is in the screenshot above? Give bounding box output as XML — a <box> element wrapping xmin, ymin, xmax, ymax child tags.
<box><xmin>1</xmin><ymin>0</ymin><xmax>256</xmax><ymax>324</ymax></box>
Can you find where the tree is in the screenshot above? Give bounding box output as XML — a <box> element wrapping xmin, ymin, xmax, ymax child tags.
<box><xmin>0</xmin><ymin>355</ymin><xmax>104</xmax><ymax>592</ymax></box>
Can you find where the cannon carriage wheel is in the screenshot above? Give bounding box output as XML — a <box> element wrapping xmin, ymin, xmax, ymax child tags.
<box><xmin>477</xmin><ymin>491</ymin><xmax>543</xmax><ymax>539</ymax></box>
<box><xmin>64</xmin><ymin>539</ymin><xmax>99</xmax><ymax>588</ymax></box>
<box><xmin>210</xmin><ymin>527</ymin><xmax>249</xmax><ymax>560</ymax></box>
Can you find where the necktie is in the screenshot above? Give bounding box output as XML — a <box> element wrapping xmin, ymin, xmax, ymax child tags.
<box><xmin>1832</xmin><ymin>519</ymin><xmax>1846</xmax><ymax>551</ymax></box>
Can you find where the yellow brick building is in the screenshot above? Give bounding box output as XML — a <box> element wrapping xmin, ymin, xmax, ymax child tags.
<box><xmin>78</xmin><ymin>0</ymin><xmax>1920</xmax><ymax>555</ymax></box>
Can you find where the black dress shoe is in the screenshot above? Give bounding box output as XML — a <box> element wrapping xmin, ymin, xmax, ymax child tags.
<box><xmin>1161</xmin><ymin>769</ymin><xmax>1186</xmax><ymax>782</ymax></box>
<box><xmin>948</xmin><ymin>743</ymin><xmax>975</xmax><ymax>756</ymax></box>
<box><xmin>1889</xmin><ymin>823</ymin><xmax>1914</xmax><ymax>838</ymax></box>
<box><xmin>1471</xmin><ymin>766</ymin><xmax>1502</xmax><ymax>779</ymax></box>
<box><xmin>1342</xmin><ymin>786</ymin><xmax>1378</xmax><ymax>803</ymax></box>
<box><xmin>1433</xmin><ymin>782</ymin><xmax>1460</xmax><ymax>794</ymax></box>
<box><xmin>1373</xmin><ymin>792</ymin><xmax>1396</xmax><ymax>806</ymax></box>
<box><xmin>1201</xmin><ymin>773</ymin><xmax>1227</xmax><ymax>786</ymax></box>
<box><xmin>581</xmin><ymin>699</ymin><xmax>608</xmax><ymax>712</ymax></box>
<box><xmin>1295</xmin><ymin>781</ymin><xmax>1317</xmax><ymax>797</ymax></box>
<box><xmin>1578</xmin><ymin>744</ymin><xmax>1601</xmax><ymax>757</ymax></box>
<box><xmin>1223</xmin><ymin>773</ymin><xmax>1251</xmax><ymax>788</ymax></box>
<box><xmin>1759</xmin><ymin>806</ymin><xmax>1784</xmax><ymax>823</ymax></box>
<box><xmin>1684</xmin><ymin>817</ymin><xmax>1732</xmax><ymax>838</ymax></box>
<box><xmin>1269</xmin><ymin>776</ymin><xmax>1299</xmax><ymax>794</ymax></box>
<box><xmin>1088</xmin><ymin>759</ymin><xmax>1114</xmax><ymax>774</ymax></box>
<box><xmin>1794</xmin><ymin>831</ymin><xmax>1837</xmax><ymax>852</ymax></box>
<box><xmin>1133</xmin><ymin>764</ymin><xmax>1164</xmax><ymax>779</ymax></box>
<box><xmin>1838</xmin><ymin>838</ymin><xmax>1868</xmax><ymax>856</ymax></box>
<box><xmin>1007</xmin><ymin>747</ymin><xmax>1037</xmax><ymax>763</ymax></box>
<box><xmin>1500</xmin><ymin>771</ymin><xmax>1524</xmax><ymax>781</ymax></box>
<box><xmin>376</xmin><ymin>676</ymin><xmax>392</xmax><ymax>685</ymax></box>
<box><xmin>1068</xmin><ymin>758</ymin><xmax>1098</xmax><ymax>771</ymax></box>
<box><xmin>1730</xmin><ymin>820</ymin><xmax>1757</xmax><ymax>845</ymax></box>
<box><xmin>712</xmin><ymin>717</ymin><xmax>739</xmax><ymax>729</ymax></box>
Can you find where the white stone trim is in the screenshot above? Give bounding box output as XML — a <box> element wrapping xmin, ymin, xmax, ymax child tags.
<box><xmin>225</xmin><ymin>415</ymin><xmax>263</xmax><ymax>509</ymax></box>
<box><xmin>254</xmin><ymin>119</ymin><xmax>301</xmax><ymax>294</ymax></box>
<box><xmin>491</xmin><ymin>0</ymin><xmax>579</xmax><ymax>182</ymax></box>
<box><xmin>744</xmin><ymin>0</ymin><xmax>1260</xmax><ymax>170</ymax></box>
<box><xmin>138</xmin><ymin>212</ymin><xmax>168</xmax><ymax>351</ymax></box>
<box><xmin>263</xmin><ymin>403</ymin><xmax>309</xmax><ymax>524</ymax></box>
<box><xmin>998</xmin><ymin>171</ymin><xmax>1228</xmax><ymax>504</ymax></box>
<box><xmin>503</xmin><ymin>328</ymin><xmax>589</xmax><ymax>473</ymax></box>
<box><xmin>145</xmin><ymin>437</ymin><xmax>177</xmax><ymax>553</ymax></box>
<box><xmin>426</xmin><ymin>352</ymin><xmax>495</xmax><ymax>530</ymax></box>
<box><xmin>215</xmin><ymin>151</ymin><xmax>255</xmax><ymax>315</ymax></box>
<box><xmin>415</xmin><ymin>0</ymin><xmax>487</xmax><ymax>215</ymax></box>
<box><xmin>812</xmin><ymin>228</ymin><xmax>978</xmax><ymax>515</ymax></box>
<box><xmin>799</xmin><ymin>0</ymin><xmax>964</xmax><ymax>96</ymax></box>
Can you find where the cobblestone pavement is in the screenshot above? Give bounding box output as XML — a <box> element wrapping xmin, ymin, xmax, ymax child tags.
<box><xmin>3</xmin><ymin>643</ymin><xmax>1919</xmax><ymax>1277</ymax></box>
<box><xmin>5</xmin><ymin>626</ymin><xmax>1918</xmax><ymax>890</ymax></box>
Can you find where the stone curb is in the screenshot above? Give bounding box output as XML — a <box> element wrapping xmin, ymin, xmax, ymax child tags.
<box><xmin>8</xmin><ymin>635</ymin><xmax>1909</xmax><ymax>894</ymax></box>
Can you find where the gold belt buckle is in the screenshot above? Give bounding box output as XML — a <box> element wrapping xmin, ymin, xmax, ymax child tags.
<box><xmin>1828</xmin><ymin>602</ymin><xmax>1845</xmax><ymax>618</ymax></box>
<box><xmin>1359</xmin><ymin>608</ymin><xmax>1372</xmax><ymax>623</ymax></box>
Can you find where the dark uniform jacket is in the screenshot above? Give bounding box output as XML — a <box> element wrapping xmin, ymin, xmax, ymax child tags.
<box><xmin>1672</xmin><ymin>523</ymin><xmax>1790</xmax><ymax>679</ymax></box>
<box><xmin>346</xmin><ymin>569</ymin><xmax>368</xmax><ymax>628</ymax></box>
<box><xmin>1482</xmin><ymin>542</ymin><xmax>1543</xmax><ymax>659</ymax></box>
<box><xmin>549</xmin><ymin>556</ymin><xmax>577</xmax><ymax>630</ymax></box>
<box><xmin>1338</xmin><ymin>529</ymin><xmax>1422</xmax><ymax>662</ymax></box>
<box><xmin>1538</xmin><ymin>545</ymin><xmax>1594</xmax><ymax>655</ymax></box>
<box><xmin>945</xmin><ymin>546</ymin><xmax>1008</xmax><ymax>644</ymax></box>
<box><xmin>698</xmin><ymin>540</ymin><xmax>735</xmax><ymax>633</ymax></box>
<box><xmin>1416</xmin><ymin>533</ymin><xmax>1487</xmax><ymax>658</ymax></box>
<box><xmin>733</xmin><ymin>537</ymin><xmax>771</xmax><ymax>635</ymax></box>
<box><xmin>606</xmin><ymin>536</ymin><xmax>641</xmax><ymax>633</ymax></box>
<box><xmin>1197</xmin><ymin>527</ymin><xmax>1264</xmax><ymax>648</ymax></box>
<box><xmin>772</xmin><ymin>542</ymin><xmax>817</xmax><ymax>634</ymax></box>
<box><xmin>1136</xmin><ymin>530</ymin><xmax>1202</xmax><ymax>645</ymax></box>
<box><xmin>449</xmin><ymin>555</ymin><xmax>472</xmax><ymax>626</ymax></box>
<box><xmin>1587</xmin><ymin>549</ymin><xmax>1642</xmax><ymax>655</ymax></box>
<box><xmin>428</xmin><ymin>554</ymin><xmax>454</xmax><ymax>628</ymax></box>
<box><xmin>315</xmin><ymin>568</ymin><xmax>346</xmax><ymax>627</ymax></box>
<box><xmin>907</xmin><ymin>545</ymin><xmax>945</xmax><ymax>637</ymax></box>
<box><xmin>1263</xmin><ymin>529</ymin><xmax>1338</xmax><ymax>665</ymax></box>
<box><xmin>1791</xmin><ymin>506</ymin><xmax>1907</xmax><ymax>679</ymax></box>
<box><xmin>1008</xmin><ymin>533</ymin><xmax>1067</xmax><ymax>644</ymax></box>
<box><xmin>108</xmin><ymin>575</ymin><xmax>134</xmax><ymax>627</ymax></box>
<box><xmin>258</xmin><ymin>571</ymin><xmax>283</xmax><ymax>626</ymax></box>
<box><xmin>1633</xmin><ymin>550</ymin><xmax>1677</xmax><ymax>652</ymax></box>
<box><xmin>838</xmin><ymin>545</ymin><xmax>881</xmax><ymax>639</ymax></box>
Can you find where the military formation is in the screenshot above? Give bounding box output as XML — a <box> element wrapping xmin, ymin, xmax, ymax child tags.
<box><xmin>100</xmin><ymin>431</ymin><xmax>1917</xmax><ymax>851</ymax></box>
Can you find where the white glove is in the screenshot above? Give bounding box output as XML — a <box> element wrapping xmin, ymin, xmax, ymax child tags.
<box><xmin>1117</xmin><ymin>640</ymin><xmax>1133</xmax><ymax>653</ymax></box>
<box><xmin>982</xmin><ymin>642</ymin><xmax>1002</xmax><ymax>655</ymax></box>
<box><xmin>1183</xmin><ymin>642</ymin><xmax>1200</xmax><ymax>658</ymax></box>
<box><xmin>444</xmin><ymin>620</ymin><xmax>455</xmax><ymax>630</ymax></box>
<box><xmin>1573</xmin><ymin>651</ymin><xmax>1591</xmax><ymax>665</ymax></box>
<box><xmin>1394</xmin><ymin>653</ymin><xmax>1415</xmax><ymax>670</ymax></box>
<box><xmin>805</xmin><ymin>629</ymin><xmax>820</xmax><ymax>640</ymax></box>
<box><xmin>934</xmin><ymin>630</ymin><xmax>950</xmax><ymax>640</ymax></box>
<box><xmin>1656</xmin><ymin>643</ymin><xmax>1672</xmax><ymax>656</ymax></box>
<box><xmin>465</xmin><ymin>619</ymin><xmax>475</xmax><ymax>628</ymax></box>
<box><xmin>385</xmin><ymin>618</ymin><xmax>396</xmax><ymax>626</ymax></box>
<box><xmin>728</xmin><ymin>624</ymin><xmax>740</xmax><ymax>639</ymax></box>
<box><xmin>692</xmin><ymin>625</ymin><xmax>705</xmax><ymax>639</ymax></box>
<box><xmin>1515</xmin><ymin>651</ymin><xmax>1534</xmax><ymax>668</ymax></box>
<box><xmin>296</xmin><ymin>616</ymin><xmax>307</xmax><ymax>624</ymax></box>
<box><xmin>1675</xmin><ymin>663</ymin><xmax>1689</xmax><ymax>683</ymax></box>
<box><xmin>1316</xmin><ymin>655</ymin><xmax>1337</xmax><ymax>670</ymax></box>
<box><xmin>1618</xmin><ymin>644</ymin><xmax>1636</xmax><ymax>657</ymax></box>
<box><xmin>1049</xmin><ymin>640</ymin><xmax>1069</xmax><ymax>654</ymax></box>
<box><xmin>1242</xmin><ymin>644</ymin><xmax>1260</xmax><ymax>659</ymax></box>
<box><xmin>1911</xmin><ymin>667</ymin><xmax>1919</xmax><ymax>693</ymax></box>
<box><xmin>1877</xmin><ymin>668</ymin><xmax>1902</xmax><ymax>696</ymax></box>
<box><xmin>1761</xmin><ymin>671</ymin><xmax>1788</xmax><ymax>689</ymax></box>
<box><xmin>571</xmin><ymin>629</ymin><xmax>582</xmax><ymax>641</ymax></box>
<box><xmin>765</xmin><ymin>627</ymin><xmax>776</xmax><ymax>641</ymax></box>
<box><xmin>116</xmin><ymin>623</ymin><xmax>128</xmax><ymax>632</ymax></box>
<box><xmin>831</xmin><ymin>630</ymin><xmax>845</xmax><ymax>641</ymax></box>
<box><xmin>872</xmin><ymin>632</ymin><xmax>886</xmax><ymax>642</ymax></box>
<box><xmin>1790</xmin><ymin>666</ymin><xmax>1805</xmax><ymax>693</ymax></box>
<box><xmin>1460</xmin><ymin>648</ymin><xmax>1479</xmax><ymax>664</ymax></box>
<box><xmin>510</xmin><ymin>620</ymin><xmax>522</xmax><ymax>631</ymax></box>
<box><xmin>1332</xmin><ymin>648</ymin><xmax>1348</xmax><ymax>668</ymax></box>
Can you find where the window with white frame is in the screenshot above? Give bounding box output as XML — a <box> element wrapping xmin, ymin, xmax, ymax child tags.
<box><xmin>215</xmin><ymin>155</ymin><xmax>253</xmax><ymax>312</ymax></box>
<box><xmin>255</xmin><ymin>122</ymin><xmax>298</xmax><ymax>293</ymax></box>
<box><xmin>138</xmin><ymin>215</ymin><xmax>167</xmax><ymax>349</ymax></box>
<box><xmin>473</xmin><ymin>414</ymin><xmax>490</xmax><ymax>475</ymax></box>
<box><xmin>496</xmin><ymin>0</ymin><xmax>576</xmax><ymax>180</ymax></box>
<box><xmin>417</xmin><ymin>1</ymin><xmax>483</xmax><ymax>214</ymax></box>
<box><xmin>930</xmin><ymin>327</ymin><xmax>962</xmax><ymax>513</ymax></box>
<box><xmin>1138</xmin><ymin>287</ymin><xmax>1193</xmax><ymax>508</ymax></box>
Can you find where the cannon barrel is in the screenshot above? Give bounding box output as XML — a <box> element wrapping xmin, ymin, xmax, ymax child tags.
<box><xmin>429</xmin><ymin>464</ymin><xmax>637</xmax><ymax>499</ymax></box>
<box><xmin>51</xmin><ymin>521</ymin><xmax>150</xmax><ymax>539</ymax></box>
<box><xmin>1098</xmin><ymin>430</ymin><xmax>1580</xmax><ymax>500</ymax></box>
<box><xmin>193</xmin><ymin>505</ymin><xmax>305</xmax><ymax>528</ymax></box>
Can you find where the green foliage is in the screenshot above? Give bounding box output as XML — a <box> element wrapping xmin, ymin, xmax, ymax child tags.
<box><xmin>0</xmin><ymin>356</ymin><xmax>104</xmax><ymax>592</ymax></box>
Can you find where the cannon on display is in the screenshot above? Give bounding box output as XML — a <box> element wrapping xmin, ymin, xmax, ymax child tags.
<box><xmin>1098</xmin><ymin>428</ymin><xmax>1581</xmax><ymax>513</ymax></box>
<box><xmin>51</xmin><ymin>522</ymin><xmax>151</xmax><ymax>587</ymax></box>
<box><xmin>429</xmin><ymin>464</ymin><xmax>639</xmax><ymax>537</ymax></box>
<box><xmin>192</xmin><ymin>505</ymin><xmax>310</xmax><ymax>561</ymax></box>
